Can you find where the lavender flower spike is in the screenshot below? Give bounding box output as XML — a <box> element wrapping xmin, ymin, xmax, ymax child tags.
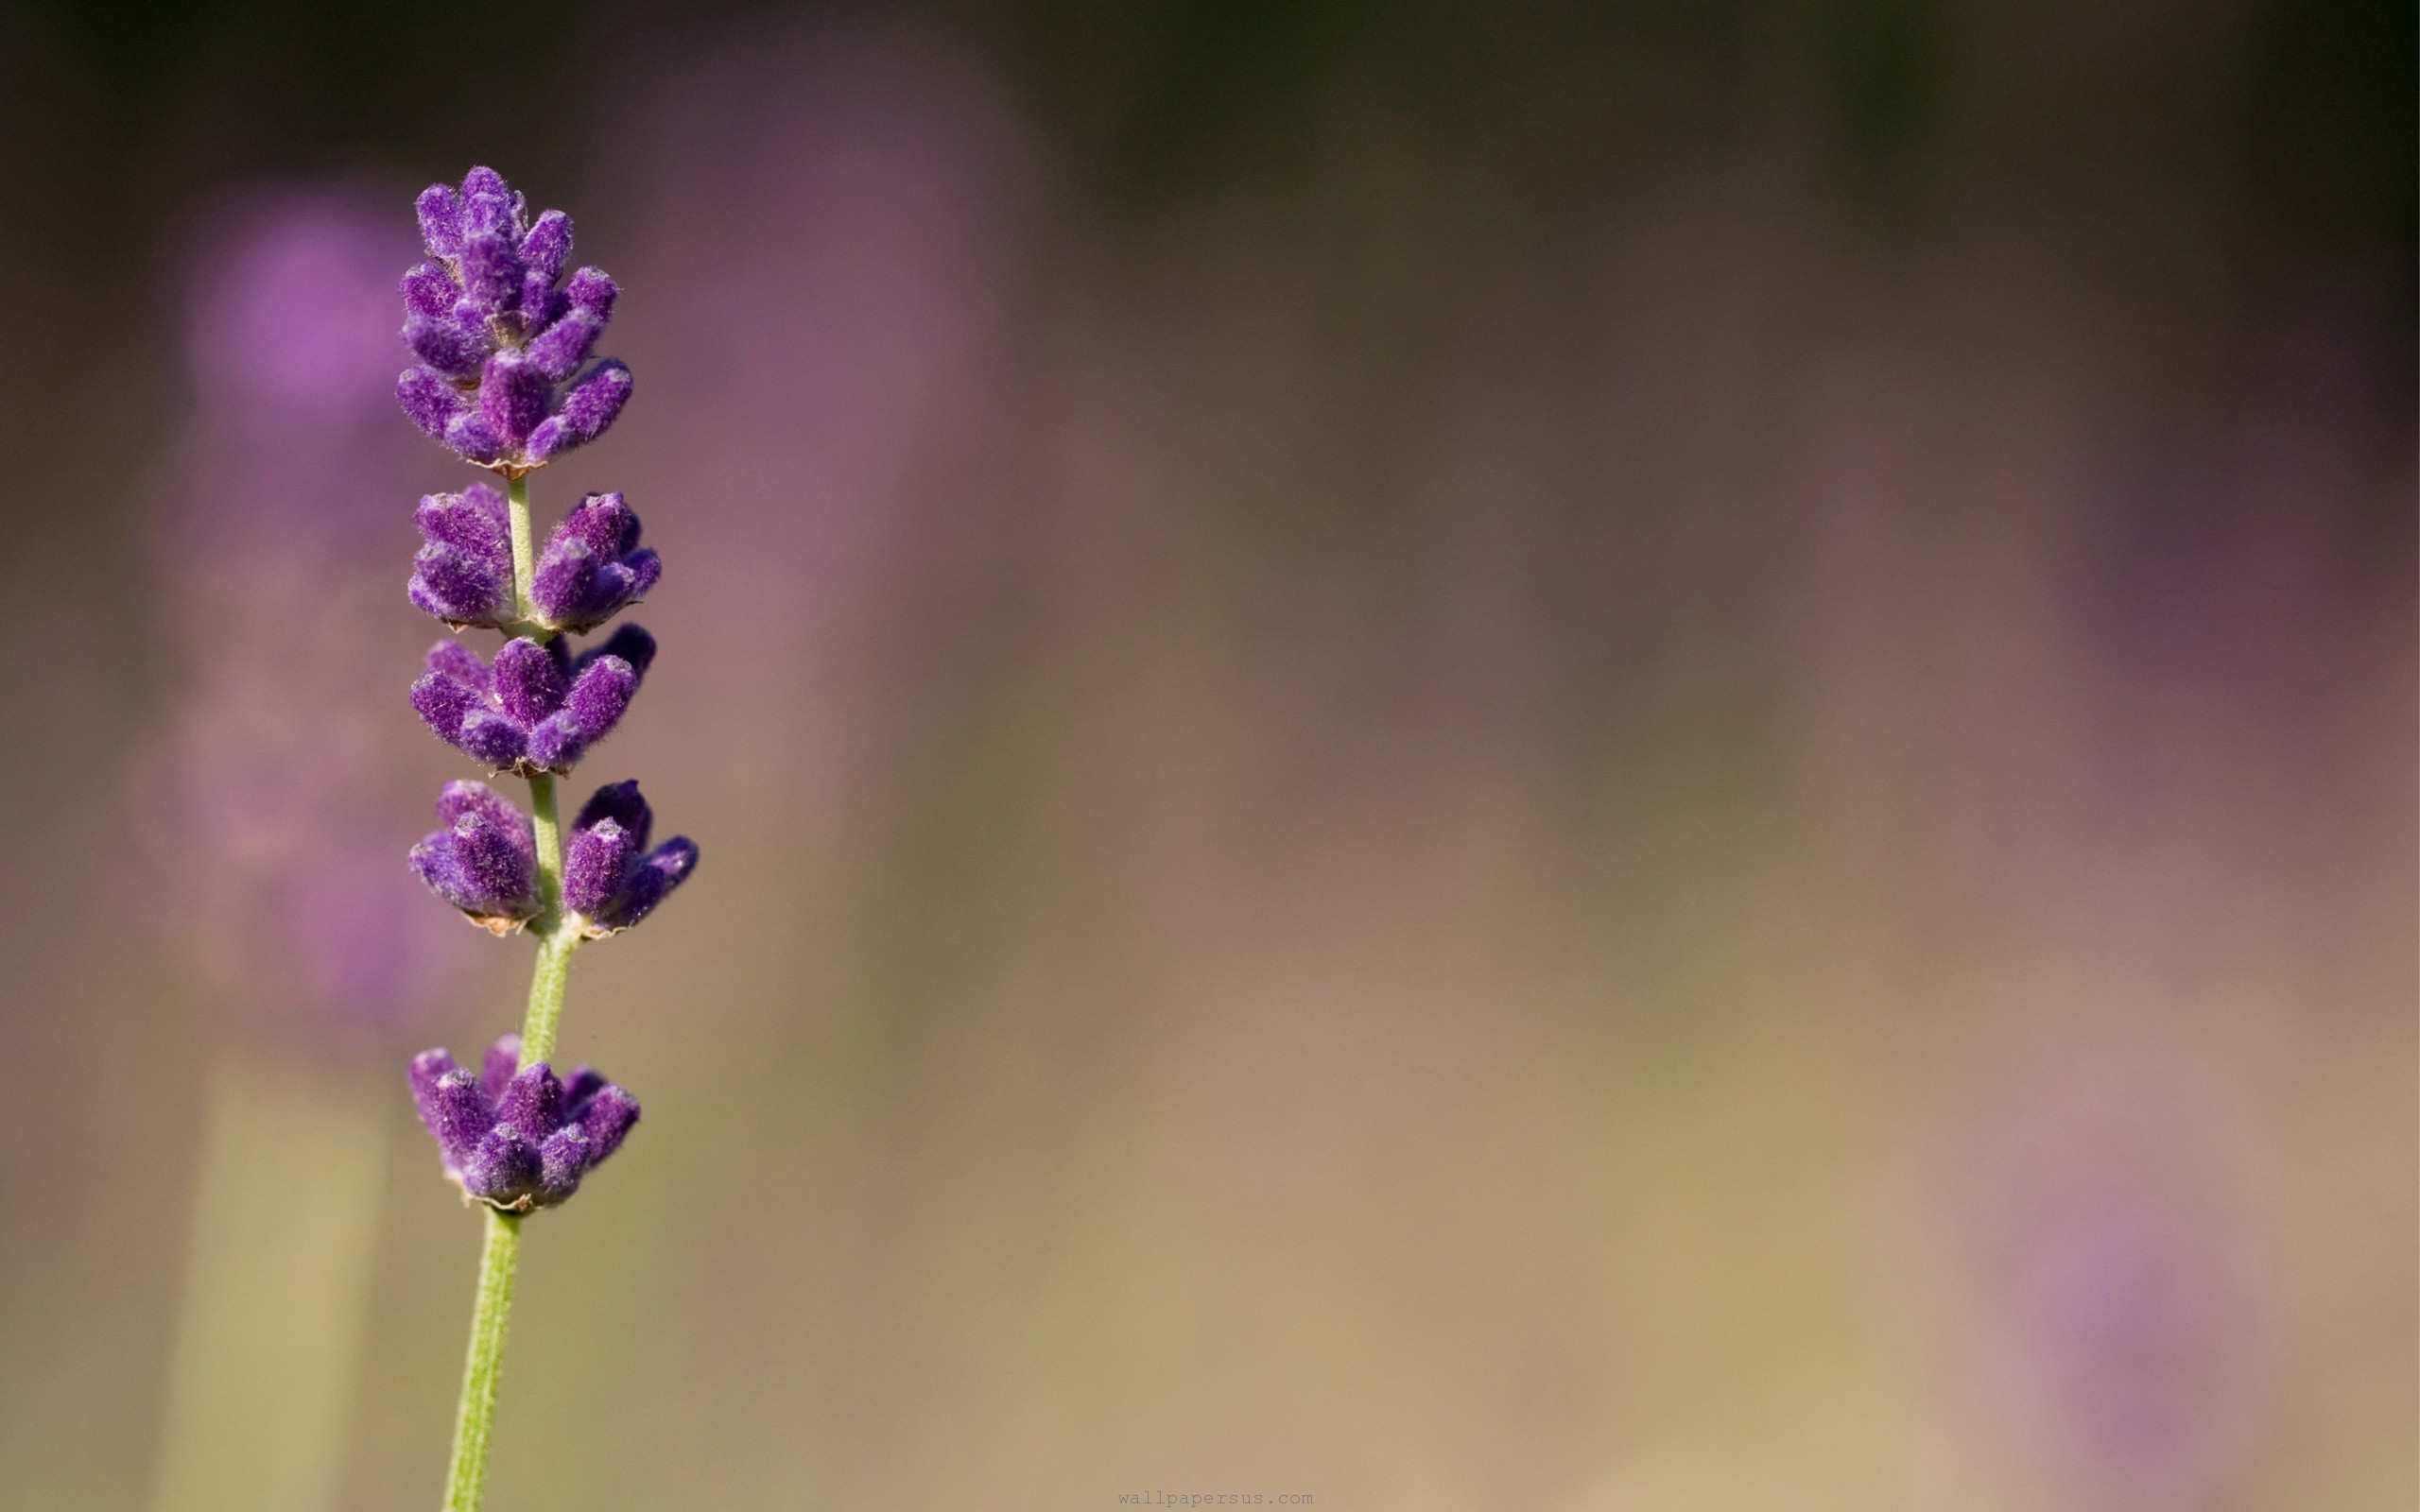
<box><xmin>408</xmin><ymin>625</ymin><xmax>655</xmax><ymax>774</ymax></box>
<box><xmin>530</xmin><ymin>491</ymin><xmax>662</xmax><ymax>633</ymax></box>
<box><xmin>409</xmin><ymin>1033</ymin><xmax>641</xmax><ymax>1211</ymax></box>
<box><xmin>395</xmin><ymin>166</ymin><xmax>631</xmax><ymax>473</ymax></box>
<box><xmin>408</xmin><ymin>483</ymin><xmax>516</xmax><ymax>627</ymax></box>
<box><xmin>408</xmin><ymin>781</ymin><xmax>539</xmax><ymax>932</ymax></box>
<box><xmin>562</xmin><ymin>780</ymin><xmax>700</xmax><ymax>935</ymax></box>
<box><xmin>399</xmin><ymin>164</ymin><xmax>684</xmax><ymax>1512</ymax></box>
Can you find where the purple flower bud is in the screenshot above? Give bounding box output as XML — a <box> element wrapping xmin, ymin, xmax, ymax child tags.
<box><xmin>404</xmin><ymin>314</ymin><xmax>490</xmax><ymax>380</ymax></box>
<box><xmin>562</xmin><ymin>266</ymin><xmax>617</xmax><ymax>320</ymax></box>
<box><xmin>524</xmin><ymin>307</ymin><xmax>604</xmax><ymax>384</ymax></box>
<box><xmin>408</xmin><ymin>781</ymin><xmax>538</xmax><ymax>930</ymax></box>
<box><xmin>465</xmin><ymin>1125</ymin><xmax>543</xmax><ymax>1203</ymax></box>
<box><xmin>529</xmin><ymin>492</ymin><xmax>662</xmax><ymax>632</ymax></box>
<box><xmin>410</xmin><ymin>1052</ymin><xmax>493</xmax><ymax>1168</ymax></box>
<box><xmin>408</xmin><ymin>484</ymin><xmax>515</xmax><ymax>627</ymax></box>
<box><xmin>409</xmin><ymin>633</ymin><xmax>647</xmax><ymax>775</ymax></box>
<box><xmin>401</xmin><ymin>263</ymin><xmax>462</xmax><ymax>321</ymax></box>
<box><xmin>416</xmin><ymin>185</ymin><xmax>464</xmax><ymax>261</ymax></box>
<box><xmin>526</xmin><ymin>360</ymin><xmax>631</xmax><ymax>462</ymax></box>
<box><xmin>480</xmin><ymin>1033</ymin><xmax>522</xmax><ymax>1101</ymax></box>
<box><xmin>408</xmin><ymin>1035</ymin><xmax>642</xmax><ymax>1211</ymax></box>
<box><xmin>442</xmin><ymin>407</ymin><xmax>506</xmax><ymax>464</ymax></box>
<box><xmin>460</xmin><ymin>228</ymin><xmax>523</xmax><ymax>320</ymax></box>
<box><xmin>562</xmin><ymin>780</ymin><xmax>697</xmax><ymax>934</ymax></box>
<box><xmin>518</xmin><ymin>210</ymin><xmax>573</xmax><ymax>282</ymax></box>
<box><xmin>476</xmin><ymin>349</ymin><xmax>551</xmax><ymax>447</ymax></box>
<box><xmin>491</xmin><ymin>636</ymin><xmax>569</xmax><ymax>726</ymax></box>
<box><xmin>397</xmin><ymin>365</ymin><xmax>470</xmax><ymax>440</ymax></box>
<box><xmin>395</xmin><ymin>169</ymin><xmax>630</xmax><ymax>472</ymax></box>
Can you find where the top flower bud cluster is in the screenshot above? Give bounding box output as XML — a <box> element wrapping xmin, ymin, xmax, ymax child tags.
<box><xmin>397</xmin><ymin>166</ymin><xmax>631</xmax><ymax>472</ymax></box>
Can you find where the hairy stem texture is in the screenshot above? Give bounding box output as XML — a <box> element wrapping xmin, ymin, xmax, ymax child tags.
<box><xmin>441</xmin><ymin>1211</ymin><xmax>520</xmax><ymax>1512</ymax></box>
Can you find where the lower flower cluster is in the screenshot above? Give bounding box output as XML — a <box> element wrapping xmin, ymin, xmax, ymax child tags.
<box><xmin>409</xmin><ymin>1034</ymin><xmax>639</xmax><ymax>1211</ymax></box>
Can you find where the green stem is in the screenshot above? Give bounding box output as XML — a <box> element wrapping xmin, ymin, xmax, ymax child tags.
<box><xmin>438</xmin><ymin>472</ymin><xmax>586</xmax><ymax>1511</ymax></box>
<box><xmin>441</xmin><ymin>1211</ymin><xmax>520</xmax><ymax>1512</ymax></box>
<box><xmin>506</xmin><ymin>474</ymin><xmax>539</xmax><ymax>625</ymax></box>
<box><xmin>519</xmin><ymin>774</ymin><xmax>577</xmax><ymax>1064</ymax></box>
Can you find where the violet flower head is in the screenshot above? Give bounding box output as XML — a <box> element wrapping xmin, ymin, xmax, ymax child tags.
<box><xmin>408</xmin><ymin>781</ymin><xmax>539</xmax><ymax>932</ymax></box>
<box><xmin>562</xmin><ymin>780</ymin><xmax>699</xmax><ymax>935</ymax></box>
<box><xmin>530</xmin><ymin>492</ymin><xmax>663</xmax><ymax>632</ymax></box>
<box><xmin>409</xmin><ymin>626</ymin><xmax>655</xmax><ymax>774</ymax></box>
<box><xmin>397</xmin><ymin>166</ymin><xmax>631</xmax><ymax>472</ymax></box>
<box><xmin>409</xmin><ymin>1033</ymin><xmax>640</xmax><ymax>1211</ymax></box>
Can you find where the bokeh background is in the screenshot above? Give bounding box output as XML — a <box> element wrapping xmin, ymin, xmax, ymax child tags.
<box><xmin>0</xmin><ymin>1</ymin><xmax>2411</xmax><ymax>1508</ymax></box>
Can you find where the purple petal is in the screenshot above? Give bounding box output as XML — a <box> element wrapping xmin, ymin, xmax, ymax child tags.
<box><xmin>397</xmin><ymin>366</ymin><xmax>467</xmax><ymax>439</ymax></box>
<box><xmin>574</xmin><ymin>624</ymin><xmax>656</xmax><ymax>680</ymax></box>
<box><xmin>403</xmin><ymin>314</ymin><xmax>489</xmax><ymax>380</ymax></box>
<box><xmin>561</xmin><ymin>491</ymin><xmax>640</xmax><ymax>556</ymax></box>
<box><xmin>460</xmin><ymin>1125</ymin><xmax>542</xmax><ymax>1207</ymax></box>
<box><xmin>563</xmin><ymin>266</ymin><xmax>617</xmax><ymax>320</ymax></box>
<box><xmin>559</xmin><ymin>358</ymin><xmax>631</xmax><ymax>435</ymax></box>
<box><xmin>448</xmin><ymin>811</ymin><xmax>537</xmax><ymax>909</ymax></box>
<box><xmin>561</xmin><ymin>1066</ymin><xmax>607</xmax><ymax>1111</ymax></box>
<box><xmin>409</xmin><ymin>542</ymin><xmax>511</xmax><ymax>626</ymax></box>
<box><xmin>435</xmin><ymin>782</ymin><xmax>533</xmax><ymax>859</ymax></box>
<box><xmin>477</xmin><ymin>350</ymin><xmax>550</xmax><ymax>448</ymax></box>
<box><xmin>574</xmin><ymin>1083</ymin><xmax>640</xmax><ymax>1163</ymax></box>
<box><xmin>524</xmin><ymin>307</ymin><xmax>603</xmax><ymax>384</ymax></box>
<box><xmin>592</xmin><ymin>835</ymin><xmax>697</xmax><ymax>930</ymax></box>
<box><xmin>441</xmin><ymin>408</ymin><xmax>505</xmax><ymax>463</ymax></box>
<box><xmin>417</xmin><ymin>485</ymin><xmax>510</xmax><ymax>555</ymax></box>
<box><xmin>409</xmin><ymin>669</ymin><xmax>481</xmax><ymax>743</ymax></box>
<box><xmin>408</xmin><ymin>815</ymin><xmax>536</xmax><ymax>919</ymax></box>
<box><xmin>528</xmin><ymin>538</ymin><xmax>603</xmax><ymax>626</ymax></box>
<box><xmin>572</xmin><ymin>779</ymin><xmax>652</xmax><ymax>849</ymax></box>
<box><xmin>416</xmin><ymin>185</ymin><xmax>464</xmax><ymax>260</ymax></box>
<box><xmin>496</xmin><ymin>1062</ymin><xmax>566</xmax><ymax>1139</ymax></box>
<box><xmin>560</xmin><ymin>655</ymin><xmax>637</xmax><ymax>744</ymax></box>
<box><xmin>537</xmin><ymin>1126</ymin><xmax>592</xmax><ymax>1202</ymax></box>
<box><xmin>481</xmin><ymin>1034</ymin><xmax>524</xmax><ymax>1102</ymax></box>
<box><xmin>459</xmin><ymin>225</ymin><xmax>522</xmax><ymax>320</ymax></box>
<box><xmin>518</xmin><ymin>210</ymin><xmax>573</xmax><ymax>281</ymax></box>
<box><xmin>563</xmin><ymin>816</ymin><xmax>640</xmax><ymax>916</ymax></box>
<box><xmin>456</xmin><ymin>711</ymin><xmax>530</xmax><ymax>769</ymax></box>
<box><xmin>424</xmin><ymin>638</ymin><xmax>493</xmax><ymax>691</ymax></box>
<box><xmin>401</xmin><ymin>262</ymin><xmax>462</xmax><ymax>320</ymax></box>
<box><xmin>411</xmin><ymin>1059</ymin><xmax>495</xmax><ymax>1174</ymax></box>
<box><xmin>491</xmin><ymin>637</ymin><xmax>569</xmax><ymax>725</ymax></box>
<box><xmin>527</xmin><ymin>360</ymin><xmax>631</xmax><ymax>460</ymax></box>
<box><xmin>524</xmin><ymin>715</ymin><xmax>584</xmax><ymax>771</ymax></box>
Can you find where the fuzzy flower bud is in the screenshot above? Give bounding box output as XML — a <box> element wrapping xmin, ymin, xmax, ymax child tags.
<box><xmin>407</xmin><ymin>483</ymin><xmax>515</xmax><ymax>627</ymax></box>
<box><xmin>408</xmin><ymin>627</ymin><xmax>654</xmax><ymax>776</ymax></box>
<box><xmin>394</xmin><ymin>166</ymin><xmax>631</xmax><ymax>472</ymax></box>
<box><xmin>562</xmin><ymin>780</ymin><xmax>699</xmax><ymax>934</ymax></box>
<box><xmin>409</xmin><ymin>1033</ymin><xmax>641</xmax><ymax>1211</ymax></box>
<box><xmin>530</xmin><ymin>492</ymin><xmax>662</xmax><ymax>633</ymax></box>
<box><xmin>407</xmin><ymin>781</ymin><xmax>538</xmax><ymax>931</ymax></box>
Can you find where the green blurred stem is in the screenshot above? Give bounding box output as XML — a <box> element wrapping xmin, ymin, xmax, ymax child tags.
<box><xmin>442</xmin><ymin>1211</ymin><xmax>519</xmax><ymax>1512</ymax></box>
<box><xmin>440</xmin><ymin>472</ymin><xmax>588</xmax><ymax>1511</ymax></box>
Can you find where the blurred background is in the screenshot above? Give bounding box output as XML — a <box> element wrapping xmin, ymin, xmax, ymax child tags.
<box><xmin>0</xmin><ymin>0</ymin><xmax>2410</xmax><ymax>1508</ymax></box>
